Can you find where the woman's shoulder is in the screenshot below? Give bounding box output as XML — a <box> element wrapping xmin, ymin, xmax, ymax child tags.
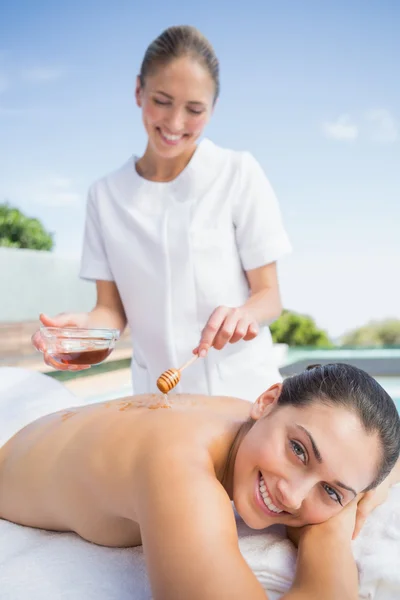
<box><xmin>201</xmin><ymin>139</ymin><xmax>263</xmax><ymax>176</ymax></box>
<box><xmin>87</xmin><ymin>156</ymin><xmax>137</xmax><ymax>199</ymax></box>
<box><xmin>132</xmin><ymin>396</ymin><xmax>249</xmax><ymax>475</ymax></box>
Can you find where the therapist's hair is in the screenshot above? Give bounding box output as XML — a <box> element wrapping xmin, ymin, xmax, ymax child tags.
<box><xmin>139</xmin><ymin>25</ymin><xmax>220</xmax><ymax>101</ymax></box>
<box><xmin>277</xmin><ymin>363</ymin><xmax>400</xmax><ymax>491</ymax></box>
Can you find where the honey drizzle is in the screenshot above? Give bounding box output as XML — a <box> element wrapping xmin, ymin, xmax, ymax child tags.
<box><xmin>115</xmin><ymin>394</ymin><xmax>172</xmax><ymax>411</ymax></box>
<box><xmin>61</xmin><ymin>410</ymin><xmax>77</xmax><ymax>421</ymax></box>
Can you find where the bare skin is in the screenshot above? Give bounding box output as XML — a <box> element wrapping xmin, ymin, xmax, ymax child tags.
<box><xmin>0</xmin><ymin>393</ymin><xmax>250</xmax><ymax>547</ymax></box>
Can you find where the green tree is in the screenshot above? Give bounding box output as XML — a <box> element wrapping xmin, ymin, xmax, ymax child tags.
<box><xmin>342</xmin><ymin>318</ymin><xmax>400</xmax><ymax>347</ymax></box>
<box><xmin>270</xmin><ymin>309</ymin><xmax>333</xmax><ymax>347</ymax></box>
<box><xmin>0</xmin><ymin>202</ymin><xmax>54</xmax><ymax>251</ymax></box>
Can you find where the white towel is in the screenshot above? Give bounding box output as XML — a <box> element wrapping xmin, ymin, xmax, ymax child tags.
<box><xmin>0</xmin><ymin>367</ymin><xmax>399</xmax><ymax>600</ymax></box>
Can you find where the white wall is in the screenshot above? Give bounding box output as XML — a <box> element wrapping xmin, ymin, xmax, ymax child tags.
<box><xmin>0</xmin><ymin>248</ymin><xmax>96</xmax><ymax>322</ymax></box>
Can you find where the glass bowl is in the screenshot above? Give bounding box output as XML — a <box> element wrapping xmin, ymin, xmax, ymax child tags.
<box><xmin>37</xmin><ymin>327</ymin><xmax>120</xmax><ymax>367</ymax></box>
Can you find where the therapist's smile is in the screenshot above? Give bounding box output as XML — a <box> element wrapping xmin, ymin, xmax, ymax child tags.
<box><xmin>157</xmin><ymin>127</ymin><xmax>188</xmax><ymax>146</ymax></box>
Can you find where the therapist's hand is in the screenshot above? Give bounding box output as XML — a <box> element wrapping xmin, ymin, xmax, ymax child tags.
<box><xmin>40</xmin><ymin>312</ymin><xmax>90</xmax><ymax>329</ymax></box>
<box><xmin>32</xmin><ymin>312</ymin><xmax>91</xmax><ymax>371</ymax></box>
<box><xmin>193</xmin><ymin>306</ymin><xmax>259</xmax><ymax>357</ymax></box>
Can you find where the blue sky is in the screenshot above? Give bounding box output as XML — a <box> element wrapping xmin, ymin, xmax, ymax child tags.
<box><xmin>1</xmin><ymin>0</ymin><xmax>399</xmax><ymax>337</ymax></box>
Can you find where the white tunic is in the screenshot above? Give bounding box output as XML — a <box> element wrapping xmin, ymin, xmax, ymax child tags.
<box><xmin>80</xmin><ymin>139</ymin><xmax>292</xmax><ymax>401</ymax></box>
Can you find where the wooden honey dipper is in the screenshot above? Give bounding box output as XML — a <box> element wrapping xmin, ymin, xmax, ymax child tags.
<box><xmin>156</xmin><ymin>355</ymin><xmax>198</xmax><ymax>393</ymax></box>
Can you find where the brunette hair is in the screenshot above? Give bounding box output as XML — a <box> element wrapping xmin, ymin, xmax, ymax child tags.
<box><xmin>277</xmin><ymin>363</ymin><xmax>400</xmax><ymax>490</ymax></box>
<box><xmin>139</xmin><ymin>25</ymin><xmax>220</xmax><ymax>101</ymax></box>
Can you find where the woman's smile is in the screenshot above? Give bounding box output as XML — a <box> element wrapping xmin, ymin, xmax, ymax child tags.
<box><xmin>156</xmin><ymin>126</ymin><xmax>188</xmax><ymax>146</ymax></box>
<box><xmin>256</xmin><ymin>472</ymin><xmax>287</xmax><ymax>517</ymax></box>
<box><xmin>232</xmin><ymin>387</ymin><xmax>383</xmax><ymax>530</ymax></box>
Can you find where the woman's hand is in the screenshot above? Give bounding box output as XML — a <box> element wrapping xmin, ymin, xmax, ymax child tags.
<box><xmin>352</xmin><ymin>477</ymin><xmax>392</xmax><ymax>539</ymax></box>
<box><xmin>288</xmin><ymin>478</ymin><xmax>393</xmax><ymax>547</ymax></box>
<box><xmin>193</xmin><ymin>306</ymin><xmax>259</xmax><ymax>357</ymax></box>
<box><xmin>285</xmin><ymin>500</ymin><xmax>360</xmax><ymax>600</ymax></box>
<box><xmin>32</xmin><ymin>312</ymin><xmax>91</xmax><ymax>371</ymax></box>
<box><xmin>287</xmin><ymin>497</ymin><xmax>360</xmax><ymax>549</ymax></box>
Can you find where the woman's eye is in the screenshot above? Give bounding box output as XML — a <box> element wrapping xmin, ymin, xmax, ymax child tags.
<box><xmin>290</xmin><ymin>440</ymin><xmax>307</xmax><ymax>464</ymax></box>
<box><xmin>153</xmin><ymin>99</ymin><xmax>170</xmax><ymax>106</ymax></box>
<box><xmin>187</xmin><ymin>108</ymin><xmax>203</xmax><ymax>115</ymax></box>
<box><xmin>323</xmin><ymin>484</ymin><xmax>343</xmax><ymax>505</ymax></box>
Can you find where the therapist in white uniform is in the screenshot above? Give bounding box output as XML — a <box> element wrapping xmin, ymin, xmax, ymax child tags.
<box><xmin>37</xmin><ymin>25</ymin><xmax>292</xmax><ymax>401</ymax></box>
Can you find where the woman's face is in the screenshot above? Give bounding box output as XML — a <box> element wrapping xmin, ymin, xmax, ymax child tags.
<box><xmin>135</xmin><ymin>56</ymin><xmax>215</xmax><ymax>159</ymax></box>
<box><xmin>233</xmin><ymin>385</ymin><xmax>381</xmax><ymax>530</ymax></box>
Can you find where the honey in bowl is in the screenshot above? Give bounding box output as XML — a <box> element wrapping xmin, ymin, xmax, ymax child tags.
<box><xmin>49</xmin><ymin>346</ymin><xmax>113</xmax><ymax>366</ymax></box>
<box><xmin>37</xmin><ymin>327</ymin><xmax>120</xmax><ymax>369</ymax></box>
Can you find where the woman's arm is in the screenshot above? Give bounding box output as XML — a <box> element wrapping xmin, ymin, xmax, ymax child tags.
<box><xmin>284</xmin><ymin>500</ymin><xmax>360</xmax><ymax>600</ymax></box>
<box><xmin>283</xmin><ymin>529</ymin><xmax>358</xmax><ymax>600</ymax></box>
<box><xmin>136</xmin><ymin>445</ymin><xmax>358</xmax><ymax>600</ymax></box>
<box><xmin>243</xmin><ymin>262</ymin><xmax>282</xmax><ymax>325</ymax></box>
<box><xmin>352</xmin><ymin>457</ymin><xmax>400</xmax><ymax>538</ymax></box>
<box><xmin>194</xmin><ymin>263</ymin><xmax>282</xmax><ymax>356</ymax></box>
<box><xmin>136</xmin><ymin>447</ymin><xmax>268</xmax><ymax>600</ymax></box>
<box><xmin>86</xmin><ymin>280</ymin><xmax>127</xmax><ymax>331</ymax></box>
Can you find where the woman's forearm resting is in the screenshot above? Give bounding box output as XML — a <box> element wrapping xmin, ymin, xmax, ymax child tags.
<box><xmin>283</xmin><ymin>530</ymin><xmax>358</xmax><ymax>600</ymax></box>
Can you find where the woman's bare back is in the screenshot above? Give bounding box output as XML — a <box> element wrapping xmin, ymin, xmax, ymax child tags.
<box><xmin>0</xmin><ymin>393</ymin><xmax>250</xmax><ymax>547</ymax></box>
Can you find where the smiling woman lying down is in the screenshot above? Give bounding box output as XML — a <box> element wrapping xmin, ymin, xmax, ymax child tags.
<box><xmin>0</xmin><ymin>363</ymin><xmax>399</xmax><ymax>600</ymax></box>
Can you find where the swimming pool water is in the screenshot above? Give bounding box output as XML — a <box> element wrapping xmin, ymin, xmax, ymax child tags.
<box><xmin>373</xmin><ymin>378</ymin><xmax>400</xmax><ymax>413</ymax></box>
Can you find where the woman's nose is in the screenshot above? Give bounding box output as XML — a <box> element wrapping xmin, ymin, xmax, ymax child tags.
<box><xmin>166</xmin><ymin>109</ymin><xmax>185</xmax><ymax>132</ymax></box>
<box><xmin>276</xmin><ymin>478</ymin><xmax>309</xmax><ymax>512</ymax></box>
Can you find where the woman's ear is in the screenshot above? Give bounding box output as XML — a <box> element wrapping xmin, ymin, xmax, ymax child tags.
<box><xmin>250</xmin><ymin>383</ymin><xmax>283</xmax><ymax>420</ymax></box>
<box><xmin>135</xmin><ymin>76</ymin><xmax>143</xmax><ymax>108</ymax></box>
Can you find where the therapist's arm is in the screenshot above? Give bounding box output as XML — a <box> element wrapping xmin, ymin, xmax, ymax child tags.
<box><xmin>244</xmin><ymin>262</ymin><xmax>282</xmax><ymax>325</ymax></box>
<box><xmin>87</xmin><ymin>280</ymin><xmax>128</xmax><ymax>331</ymax></box>
<box><xmin>195</xmin><ymin>262</ymin><xmax>282</xmax><ymax>356</ymax></box>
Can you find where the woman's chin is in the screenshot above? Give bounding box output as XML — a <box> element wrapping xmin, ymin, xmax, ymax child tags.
<box><xmin>235</xmin><ymin>505</ymin><xmax>284</xmax><ymax>530</ymax></box>
<box><xmin>149</xmin><ymin>130</ymin><xmax>197</xmax><ymax>159</ymax></box>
